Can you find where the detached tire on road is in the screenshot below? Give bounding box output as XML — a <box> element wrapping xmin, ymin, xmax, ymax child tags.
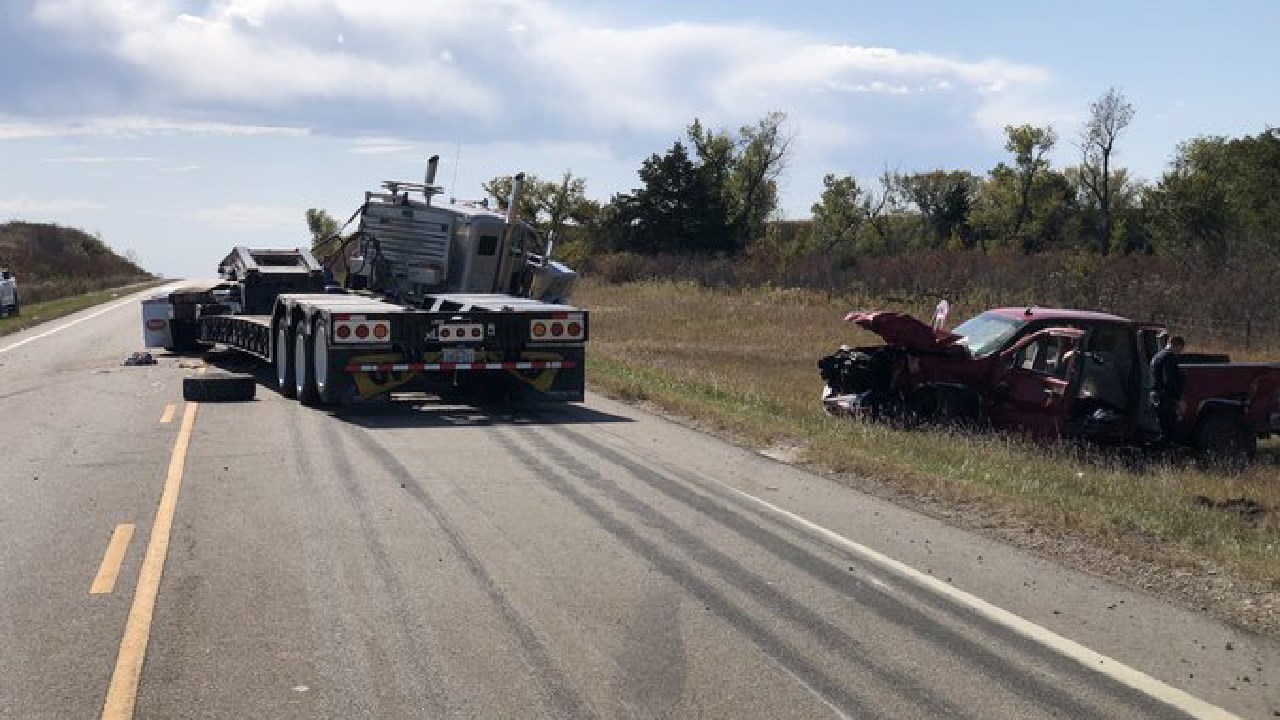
<box><xmin>183</xmin><ymin>373</ymin><xmax>256</xmax><ymax>402</ymax></box>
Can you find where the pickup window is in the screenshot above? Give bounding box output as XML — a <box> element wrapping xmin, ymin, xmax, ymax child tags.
<box><xmin>1012</xmin><ymin>333</ymin><xmax>1073</xmax><ymax>379</ymax></box>
<box><xmin>954</xmin><ymin>312</ymin><xmax>1024</xmax><ymax>357</ymax></box>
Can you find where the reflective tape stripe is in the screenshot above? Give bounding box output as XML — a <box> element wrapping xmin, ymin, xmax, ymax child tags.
<box><xmin>345</xmin><ymin>361</ymin><xmax>577</xmax><ymax>372</ymax></box>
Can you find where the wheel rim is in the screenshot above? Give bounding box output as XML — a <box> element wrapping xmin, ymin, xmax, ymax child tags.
<box><xmin>314</xmin><ymin>322</ymin><xmax>329</xmax><ymax>396</ymax></box>
<box><xmin>294</xmin><ymin>327</ymin><xmax>308</xmax><ymax>397</ymax></box>
<box><xmin>276</xmin><ymin>323</ymin><xmax>289</xmax><ymax>388</ymax></box>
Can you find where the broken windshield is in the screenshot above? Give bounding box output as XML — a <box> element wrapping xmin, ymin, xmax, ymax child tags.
<box><xmin>952</xmin><ymin>312</ymin><xmax>1024</xmax><ymax>357</ymax></box>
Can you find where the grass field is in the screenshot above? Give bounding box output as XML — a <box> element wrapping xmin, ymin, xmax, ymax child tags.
<box><xmin>0</xmin><ymin>281</ymin><xmax>166</xmax><ymax>338</ymax></box>
<box><xmin>576</xmin><ymin>279</ymin><xmax>1280</xmax><ymax>593</ymax></box>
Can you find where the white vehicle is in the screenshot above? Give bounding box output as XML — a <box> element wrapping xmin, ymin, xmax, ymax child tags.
<box><xmin>0</xmin><ymin>268</ymin><xmax>18</xmax><ymax>317</ymax></box>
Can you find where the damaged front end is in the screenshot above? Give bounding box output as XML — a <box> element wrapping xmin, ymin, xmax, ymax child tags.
<box><xmin>818</xmin><ymin>309</ymin><xmax>970</xmax><ymax>419</ymax></box>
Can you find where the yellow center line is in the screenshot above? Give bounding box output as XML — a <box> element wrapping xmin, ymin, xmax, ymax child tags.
<box><xmin>158</xmin><ymin>404</ymin><xmax>176</xmax><ymax>424</ymax></box>
<box><xmin>100</xmin><ymin>401</ymin><xmax>199</xmax><ymax>720</ymax></box>
<box><xmin>90</xmin><ymin>524</ymin><xmax>136</xmax><ymax>595</ymax></box>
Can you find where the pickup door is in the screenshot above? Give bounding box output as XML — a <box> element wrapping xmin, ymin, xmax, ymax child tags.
<box><xmin>988</xmin><ymin>328</ymin><xmax>1085</xmax><ymax>438</ymax></box>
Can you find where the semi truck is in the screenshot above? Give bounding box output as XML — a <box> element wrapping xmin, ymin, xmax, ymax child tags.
<box><xmin>0</xmin><ymin>268</ymin><xmax>18</xmax><ymax>317</ymax></box>
<box><xmin>143</xmin><ymin>159</ymin><xmax>588</xmax><ymax>406</ymax></box>
<box><xmin>819</xmin><ymin>305</ymin><xmax>1280</xmax><ymax>468</ymax></box>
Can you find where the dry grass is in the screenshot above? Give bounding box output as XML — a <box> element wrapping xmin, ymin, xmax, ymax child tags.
<box><xmin>578</xmin><ymin>279</ymin><xmax>1280</xmax><ymax>589</ymax></box>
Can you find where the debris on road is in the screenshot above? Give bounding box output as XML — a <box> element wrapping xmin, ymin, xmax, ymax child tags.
<box><xmin>122</xmin><ymin>351</ymin><xmax>157</xmax><ymax>366</ymax></box>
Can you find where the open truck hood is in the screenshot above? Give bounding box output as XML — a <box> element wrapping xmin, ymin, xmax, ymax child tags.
<box><xmin>844</xmin><ymin>311</ymin><xmax>967</xmax><ymax>354</ymax></box>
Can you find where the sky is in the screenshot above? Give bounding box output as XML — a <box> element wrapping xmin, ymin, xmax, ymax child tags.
<box><xmin>1</xmin><ymin>0</ymin><xmax>1277</xmax><ymax>278</ymax></box>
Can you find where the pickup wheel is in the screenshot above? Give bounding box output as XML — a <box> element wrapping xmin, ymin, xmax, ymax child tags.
<box><xmin>313</xmin><ymin>319</ymin><xmax>353</xmax><ymax>406</ymax></box>
<box><xmin>1195</xmin><ymin>411</ymin><xmax>1256</xmax><ymax>472</ymax></box>
<box><xmin>275</xmin><ymin>321</ymin><xmax>296</xmax><ymax>398</ymax></box>
<box><xmin>295</xmin><ymin>322</ymin><xmax>318</xmax><ymax>404</ymax></box>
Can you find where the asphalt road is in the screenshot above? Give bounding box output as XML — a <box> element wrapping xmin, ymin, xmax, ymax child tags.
<box><xmin>0</xmin><ymin>288</ymin><xmax>1276</xmax><ymax>719</ymax></box>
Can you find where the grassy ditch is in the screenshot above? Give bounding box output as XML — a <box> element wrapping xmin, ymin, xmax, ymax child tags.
<box><xmin>0</xmin><ymin>280</ymin><xmax>166</xmax><ymax>338</ymax></box>
<box><xmin>578</xmin><ymin>279</ymin><xmax>1280</xmax><ymax>590</ymax></box>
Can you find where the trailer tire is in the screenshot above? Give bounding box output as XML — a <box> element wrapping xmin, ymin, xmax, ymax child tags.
<box><xmin>275</xmin><ymin>320</ymin><xmax>296</xmax><ymax>398</ymax></box>
<box><xmin>294</xmin><ymin>321</ymin><xmax>318</xmax><ymax>404</ymax></box>
<box><xmin>1195</xmin><ymin>410</ymin><xmax>1256</xmax><ymax>472</ymax></box>
<box><xmin>183</xmin><ymin>373</ymin><xmax>256</xmax><ymax>402</ymax></box>
<box><xmin>313</xmin><ymin>318</ymin><xmax>353</xmax><ymax>406</ymax></box>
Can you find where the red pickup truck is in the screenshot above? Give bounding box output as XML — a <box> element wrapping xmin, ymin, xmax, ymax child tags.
<box><xmin>819</xmin><ymin>306</ymin><xmax>1280</xmax><ymax>467</ymax></box>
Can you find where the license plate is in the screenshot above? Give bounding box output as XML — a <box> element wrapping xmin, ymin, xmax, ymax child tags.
<box><xmin>442</xmin><ymin>348</ymin><xmax>475</xmax><ymax>364</ymax></box>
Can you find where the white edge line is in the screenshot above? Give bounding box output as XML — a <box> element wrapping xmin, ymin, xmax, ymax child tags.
<box><xmin>0</xmin><ymin>285</ymin><xmax>176</xmax><ymax>355</ymax></box>
<box><xmin>712</xmin><ymin>481</ymin><xmax>1240</xmax><ymax>720</ymax></box>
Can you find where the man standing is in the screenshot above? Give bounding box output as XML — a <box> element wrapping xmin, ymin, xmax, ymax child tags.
<box><xmin>1150</xmin><ymin>335</ymin><xmax>1186</xmax><ymax>443</ymax></box>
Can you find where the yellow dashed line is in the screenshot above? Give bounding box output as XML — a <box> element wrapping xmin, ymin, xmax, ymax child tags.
<box><xmin>90</xmin><ymin>524</ymin><xmax>136</xmax><ymax>595</ymax></box>
<box><xmin>100</xmin><ymin>402</ymin><xmax>199</xmax><ymax>720</ymax></box>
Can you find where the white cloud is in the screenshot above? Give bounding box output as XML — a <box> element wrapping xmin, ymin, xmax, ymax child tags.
<box><xmin>40</xmin><ymin>156</ymin><xmax>159</xmax><ymax>164</ymax></box>
<box><xmin>22</xmin><ymin>1</ymin><xmax>1053</xmax><ymax>147</ymax></box>
<box><xmin>191</xmin><ymin>203</ymin><xmax>299</xmax><ymax>231</ymax></box>
<box><xmin>0</xmin><ymin>116</ymin><xmax>310</xmax><ymax>140</ymax></box>
<box><xmin>350</xmin><ymin>137</ymin><xmax>421</xmax><ymax>156</ymax></box>
<box><xmin>0</xmin><ymin>195</ymin><xmax>107</xmax><ymax>214</ymax></box>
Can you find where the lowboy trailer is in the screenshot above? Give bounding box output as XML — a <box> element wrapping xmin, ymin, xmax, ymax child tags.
<box><xmin>144</xmin><ymin>160</ymin><xmax>588</xmax><ymax>406</ymax></box>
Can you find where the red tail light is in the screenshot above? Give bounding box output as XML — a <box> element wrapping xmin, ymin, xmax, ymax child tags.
<box><xmin>567</xmin><ymin>322</ymin><xmax>581</xmax><ymax>337</ymax></box>
<box><xmin>355</xmin><ymin>324</ymin><xmax>370</xmax><ymax>339</ymax></box>
<box><xmin>550</xmin><ymin>322</ymin><xmax>564</xmax><ymax>337</ymax></box>
<box><xmin>336</xmin><ymin>324</ymin><xmax>352</xmax><ymax>339</ymax></box>
<box><xmin>471</xmin><ymin>327</ymin><xmax>482</xmax><ymax>338</ymax></box>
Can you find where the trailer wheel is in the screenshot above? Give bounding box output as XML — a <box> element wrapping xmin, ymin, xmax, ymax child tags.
<box><xmin>275</xmin><ymin>321</ymin><xmax>296</xmax><ymax>398</ymax></box>
<box><xmin>313</xmin><ymin>318</ymin><xmax>353</xmax><ymax>406</ymax></box>
<box><xmin>183</xmin><ymin>373</ymin><xmax>256</xmax><ymax>402</ymax></box>
<box><xmin>294</xmin><ymin>321</ymin><xmax>318</xmax><ymax>403</ymax></box>
<box><xmin>1195</xmin><ymin>411</ymin><xmax>1256</xmax><ymax>472</ymax></box>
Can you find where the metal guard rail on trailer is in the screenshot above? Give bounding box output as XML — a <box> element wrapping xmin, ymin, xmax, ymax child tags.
<box><xmin>202</xmin><ymin>314</ymin><xmax>273</xmax><ymax>360</ymax></box>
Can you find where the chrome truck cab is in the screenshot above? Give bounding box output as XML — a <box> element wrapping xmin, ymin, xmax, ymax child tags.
<box><xmin>345</xmin><ymin>160</ymin><xmax>577</xmax><ymax>307</ymax></box>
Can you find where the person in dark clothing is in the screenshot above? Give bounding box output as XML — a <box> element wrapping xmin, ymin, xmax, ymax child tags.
<box><xmin>1150</xmin><ymin>335</ymin><xmax>1186</xmax><ymax>443</ymax></box>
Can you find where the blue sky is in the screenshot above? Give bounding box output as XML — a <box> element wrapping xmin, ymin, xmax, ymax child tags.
<box><xmin>1</xmin><ymin>0</ymin><xmax>1276</xmax><ymax>278</ymax></box>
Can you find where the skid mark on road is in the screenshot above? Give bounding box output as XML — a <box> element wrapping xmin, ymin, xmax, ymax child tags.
<box><xmin>548</xmin><ymin>426</ymin><xmax>1235</xmax><ymax>720</ymax></box>
<box><xmin>338</xmin><ymin>424</ymin><xmax>600</xmax><ymax>720</ymax></box>
<box><xmin>543</xmin><ymin>426</ymin><xmax>1127</xmax><ymax>718</ymax></box>
<box><xmin>491</xmin><ymin>430</ymin><xmax>872</xmax><ymax>720</ymax></box>
<box><xmin>295</xmin><ymin>417</ymin><xmax>451</xmax><ymax>719</ymax></box>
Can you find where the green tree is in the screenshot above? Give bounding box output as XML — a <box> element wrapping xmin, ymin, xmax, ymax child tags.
<box><xmin>1004</xmin><ymin>124</ymin><xmax>1057</xmax><ymax>250</ymax></box>
<box><xmin>729</xmin><ymin>111</ymin><xmax>792</xmax><ymax>248</ymax></box>
<box><xmin>808</xmin><ymin>174</ymin><xmax>869</xmax><ymax>253</ymax></box>
<box><xmin>305</xmin><ymin>208</ymin><xmax>341</xmax><ymax>262</ymax></box>
<box><xmin>895</xmin><ymin>170</ymin><xmax>978</xmax><ymax>250</ymax></box>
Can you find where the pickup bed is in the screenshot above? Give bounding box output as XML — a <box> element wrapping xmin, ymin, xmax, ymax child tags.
<box><xmin>819</xmin><ymin>306</ymin><xmax>1280</xmax><ymax>467</ymax></box>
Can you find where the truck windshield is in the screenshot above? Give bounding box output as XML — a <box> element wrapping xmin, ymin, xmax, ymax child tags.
<box><xmin>952</xmin><ymin>312</ymin><xmax>1024</xmax><ymax>357</ymax></box>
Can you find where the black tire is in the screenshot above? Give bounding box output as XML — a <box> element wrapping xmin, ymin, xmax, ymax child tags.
<box><xmin>183</xmin><ymin>373</ymin><xmax>256</xmax><ymax>402</ymax></box>
<box><xmin>1195</xmin><ymin>411</ymin><xmax>1256</xmax><ymax>472</ymax></box>
<box><xmin>275</xmin><ymin>320</ymin><xmax>296</xmax><ymax>398</ymax></box>
<box><xmin>313</xmin><ymin>318</ymin><xmax>354</xmax><ymax>406</ymax></box>
<box><xmin>166</xmin><ymin>320</ymin><xmax>206</xmax><ymax>353</ymax></box>
<box><xmin>294</xmin><ymin>321</ymin><xmax>318</xmax><ymax>404</ymax></box>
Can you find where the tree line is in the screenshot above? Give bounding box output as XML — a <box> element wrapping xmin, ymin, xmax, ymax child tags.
<box><xmin>475</xmin><ymin>89</ymin><xmax>1278</xmax><ymax>272</ymax></box>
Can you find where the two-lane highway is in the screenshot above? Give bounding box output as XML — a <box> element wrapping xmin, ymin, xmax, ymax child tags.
<box><xmin>1</xmin><ymin>290</ymin><xmax>1276</xmax><ymax>718</ymax></box>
